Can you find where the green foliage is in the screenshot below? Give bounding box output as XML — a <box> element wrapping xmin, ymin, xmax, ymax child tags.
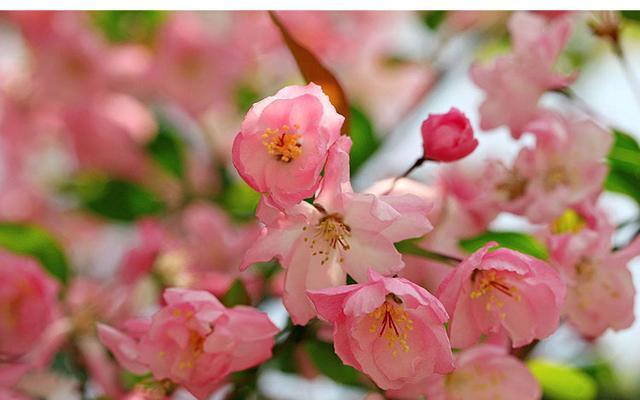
<box><xmin>581</xmin><ymin>361</ymin><xmax>627</xmax><ymax>399</ymax></box>
<box><xmin>92</xmin><ymin>11</ymin><xmax>165</xmax><ymax>44</ymax></box>
<box><xmin>605</xmin><ymin>130</ymin><xmax>640</xmax><ymax>203</ymax></box>
<box><xmin>222</xmin><ymin>279</ymin><xmax>251</xmax><ymax>307</ymax></box>
<box><xmin>0</xmin><ymin>223</ymin><xmax>70</xmax><ymax>283</ymax></box>
<box><xmin>621</xmin><ymin>11</ymin><xmax>640</xmax><ymax>23</ymax></box>
<box><xmin>459</xmin><ymin>231</ymin><xmax>549</xmax><ymax>260</ymax></box>
<box><xmin>395</xmin><ymin>238</ymin><xmax>460</xmax><ymax>265</ymax></box>
<box><xmin>234</xmin><ymin>84</ymin><xmax>261</xmax><ymax>114</ymax></box>
<box><xmin>420</xmin><ymin>11</ymin><xmax>448</xmax><ymax>30</ymax></box>
<box><xmin>70</xmin><ymin>175</ymin><xmax>165</xmax><ymax>222</ymax></box>
<box><xmin>51</xmin><ymin>351</ymin><xmax>88</xmax><ymax>381</ymax></box>
<box><xmin>304</xmin><ymin>340</ymin><xmax>362</xmax><ymax>387</ymax></box>
<box><xmin>217</xmin><ymin>179</ymin><xmax>261</xmax><ymax>222</ymax></box>
<box><xmin>528</xmin><ymin>359</ymin><xmax>597</xmax><ymax>400</ymax></box>
<box><xmin>349</xmin><ymin>106</ymin><xmax>380</xmax><ymax>175</ymax></box>
<box><xmin>146</xmin><ymin>115</ymin><xmax>186</xmax><ymax>179</ymax></box>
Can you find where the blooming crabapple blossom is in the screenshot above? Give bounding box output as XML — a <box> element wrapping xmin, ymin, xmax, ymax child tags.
<box><xmin>437</xmin><ymin>243</ymin><xmax>566</xmax><ymax>348</ymax></box>
<box><xmin>97</xmin><ymin>288</ymin><xmax>278</xmax><ymax>400</ymax></box>
<box><xmin>545</xmin><ymin>206</ymin><xmax>640</xmax><ymax>337</ymax></box>
<box><xmin>398</xmin><ymin>345</ymin><xmax>540</xmax><ymax>400</ymax></box>
<box><xmin>491</xmin><ymin>112</ymin><xmax>612</xmax><ymax>223</ymax></box>
<box><xmin>240</xmin><ymin>137</ymin><xmax>432</xmax><ymax>324</ymax></box>
<box><xmin>0</xmin><ymin>250</ymin><xmax>60</xmax><ymax>357</ymax></box>
<box><xmin>232</xmin><ymin>83</ymin><xmax>344</xmax><ymax>210</ymax></box>
<box><xmin>421</xmin><ymin>108</ymin><xmax>478</xmax><ymax>162</ymax></box>
<box><xmin>471</xmin><ymin>12</ymin><xmax>574</xmax><ymax>138</ymax></box>
<box><xmin>307</xmin><ymin>270</ymin><xmax>454</xmax><ymax>391</ymax></box>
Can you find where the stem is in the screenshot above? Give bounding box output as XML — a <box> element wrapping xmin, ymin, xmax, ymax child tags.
<box><xmin>395</xmin><ymin>239</ymin><xmax>463</xmax><ymax>266</ymax></box>
<box><xmin>384</xmin><ymin>158</ymin><xmax>426</xmax><ymax>195</ymax></box>
<box><xmin>613</xmin><ymin>41</ymin><xmax>640</xmax><ymax>112</ymax></box>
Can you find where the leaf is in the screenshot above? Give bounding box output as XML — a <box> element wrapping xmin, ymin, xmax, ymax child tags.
<box><xmin>146</xmin><ymin>115</ymin><xmax>186</xmax><ymax>179</ymax></box>
<box><xmin>0</xmin><ymin>223</ymin><xmax>70</xmax><ymax>283</ymax></box>
<box><xmin>395</xmin><ymin>239</ymin><xmax>460</xmax><ymax>265</ymax></box>
<box><xmin>606</xmin><ymin>130</ymin><xmax>640</xmax><ymax>203</ymax></box>
<box><xmin>304</xmin><ymin>340</ymin><xmax>362</xmax><ymax>387</ymax></box>
<box><xmin>217</xmin><ymin>179</ymin><xmax>261</xmax><ymax>222</ymax></box>
<box><xmin>528</xmin><ymin>359</ymin><xmax>597</xmax><ymax>400</ymax></box>
<box><xmin>268</xmin><ymin>11</ymin><xmax>351</xmax><ymax>135</ymax></box>
<box><xmin>420</xmin><ymin>11</ymin><xmax>448</xmax><ymax>30</ymax></box>
<box><xmin>459</xmin><ymin>231</ymin><xmax>549</xmax><ymax>260</ymax></box>
<box><xmin>349</xmin><ymin>106</ymin><xmax>380</xmax><ymax>175</ymax></box>
<box><xmin>222</xmin><ymin>279</ymin><xmax>251</xmax><ymax>307</ymax></box>
<box><xmin>621</xmin><ymin>11</ymin><xmax>640</xmax><ymax>23</ymax></box>
<box><xmin>234</xmin><ymin>83</ymin><xmax>261</xmax><ymax>114</ymax></box>
<box><xmin>71</xmin><ymin>175</ymin><xmax>165</xmax><ymax>222</ymax></box>
<box><xmin>91</xmin><ymin>11</ymin><xmax>166</xmax><ymax>44</ymax></box>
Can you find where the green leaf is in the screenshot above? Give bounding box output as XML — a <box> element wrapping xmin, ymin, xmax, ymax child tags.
<box><xmin>528</xmin><ymin>359</ymin><xmax>597</xmax><ymax>400</ymax></box>
<box><xmin>217</xmin><ymin>179</ymin><xmax>260</xmax><ymax>222</ymax></box>
<box><xmin>304</xmin><ymin>340</ymin><xmax>362</xmax><ymax>387</ymax></box>
<box><xmin>222</xmin><ymin>279</ymin><xmax>251</xmax><ymax>307</ymax></box>
<box><xmin>51</xmin><ymin>351</ymin><xmax>88</xmax><ymax>381</ymax></box>
<box><xmin>420</xmin><ymin>11</ymin><xmax>448</xmax><ymax>30</ymax></box>
<box><xmin>234</xmin><ymin>84</ymin><xmax>261</xmax><ymax>114</ymax></box>
<box><xmin>459</xmin><ymin>231</ymin><xmax>549</xmax><ymax>260</ymax></box>
<box><xmin>606</xmin><ymin>130</ymin><xmax>640</xmax><ymax>203</ymax></box>
<box><xmin>146</xmin><ymin>115</ymin><xmax>186</xmax><ymax>179</ymax></box>
<box><xmin>395</xmin><ymin>238</ymin><xmax>460</xmax><ymax>265</ymax></box>
<box><xmin>91</xmin><ymin>11</ymin><xmax>166</xmax><ymax>44</ymax></box>
<box><xmin>349</xmin><ymin>106</ymin><xmax>380</xmax><ymax>175</ymax></box>
<box><xmin>621</xmin><ymin>11</ymin><xmax>640</xmax><ymax>23</ymax></box>
<box><xmin>0</xmin><ymin>223</ymin><xmax>70</xmax><ymax>283</ymax></box>
<box><xmin>71</xmin><ymin>175</ymin><xmax>165</xmax><ymax>222</ymax></box>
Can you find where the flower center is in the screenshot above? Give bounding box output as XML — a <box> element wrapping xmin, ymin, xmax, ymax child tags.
<box><xmin>262</xmin><ymin>124</ymin><xmax>302</xmax><ymax>162</ymax></box>
<box><xmin>368</xmin><ymin>294</ymin><xmax>413</xmax><ymax>357</ymax></box>
<box><xmin>496</xmin><ymin>170</ymin><xmax>528</xmax><ymax>201</ymax></box>
<box><xmin>470</xmin><ymin>270</ymin><xmax>521</xmax><ymax>319</ymax></box>
<box><xmin>551</xmin><ymin>208</ymin><xmax>586</xmax><ymax>234</ymax></box>
<box><xmin>544</xmin><ymin>166</ymin><xmax>571</xmax><ymax>191</ymax></box>
<box><xmin>303</xmin><ymin>213</ymin><xmax>351</xmax><ymax>265</ymax></box>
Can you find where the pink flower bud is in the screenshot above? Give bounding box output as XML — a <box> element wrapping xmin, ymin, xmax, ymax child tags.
<box><xmin>421</xmin><ymin>108</ymin><xmax>478</xmax><ymax>162</ymax></box>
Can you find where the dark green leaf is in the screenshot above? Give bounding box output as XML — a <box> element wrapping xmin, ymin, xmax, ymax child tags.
<box><xmin>528</xmin><ymin>359</ymin><xmax>597</xmax><ymax>400</ymax></box>
<box><xmin>304</xmin><ymin>340</ymin><xmax>362</xmax><ymax>387</ymax></box>
<box><xmin>222</xmin><ymin>279</ymin><xmax>251</xmax><ymax>307</ymax></box>
<box><xmin>621</xmin><ymin>11</ymin><xmax>640</xmax><ymax>23</ymax></box>
<box><xmin>51</xmin><ymin>351</ymin><xmax>88</xmax><ymax>381</ymax></box>
<box><xmin>581</xmin><ymin>360</ymin><xmax>626</xmax><ymax>400</ymax></box>
<box><xmin>421</xmin><ymin>11</ymin><xmax>448</xmax><ymax>30</ymax></box>
<box><xmin>91</xmin><ymin>11</ymin><xmax>166</xmax><ymax>44</ymax></box>
<box><xmin>71</xmin><ymin>175</ymin><xmax>165</xmax><ymax>222</ymax></box>
<box><xmin>605</xmin><ymin>168</ymin><xmax>640</xmax><ymax>203</ymax></box>
<box><xmin>146</xmin><ymin>115</ymin><xmax>186</xmax><ymax>179</ymax></box>
<box><xmin>0</xmin><ymin>223</ymin><xmax>70</xmax><ymax>283</ymax></box>
<box><xmin>459</xmin><ymin>231</ymin><xmax>549</xmax><ymax>260</ymax></box>
<box><xmin>349</xmin><ymin>106</ymin><xmax>380</xmax><ymax>175</ymax></box>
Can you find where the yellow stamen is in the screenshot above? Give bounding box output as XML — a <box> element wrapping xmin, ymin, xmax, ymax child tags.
<box><xmin>551</xmin><ymin>208</ymin><xmax>586</xmax><ymax>234</ymax></box>
<box><xmin>470</xmin><ymin>270</ymin><xmax>521</xmax><ymax>319</ymax></box>
<box><xmin>368</xmin><ymin>295</ymin><xmax>413</xmax><ymax>357</ymax></box>
<box><xmin>262</xmin><ymin>124</ymin><xmax>302</xmax><ymax>162</ymax></box>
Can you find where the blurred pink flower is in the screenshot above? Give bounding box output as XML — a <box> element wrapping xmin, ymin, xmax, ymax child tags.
<box><xmin>421</xmin><ymin>108</ymin><xmax>478</xmax><ymax>162</ymax></box>
<box><xmin>390</xmin><ymin>345</ymin><xmax>541</xmax><ymax>400</ymax></box>
<box><xmin>308</xmin><ymin>270</ymin><xmax>454</xmax><ymax>391</ymax></box>
<box><xmin>232</xmin><ymin>83</ymin><xmax>344</xmax><ymax>210</ymax></box>
<box><xmin>471</xmin><ymin>12</ymin><xmax>574</xmax><ymax>138</ymax></box>
<box><xmin>437</xmin><ymin>243</ymin><xmax>565</xmax><ymax>348</ymax></box>
<box><xmin>503</xmin><ymin>112</ymin><xmax>611</xmax><ymax>223</ymax></box>
<box><xmin>0</xmin><ymin>251</ymin><xmax>60</xmax><ymax>357</ymax></box>
<box><xmin>97</xmin><ymin>288</ymin><xmax>278</xmax><ymax>400</ymax></box>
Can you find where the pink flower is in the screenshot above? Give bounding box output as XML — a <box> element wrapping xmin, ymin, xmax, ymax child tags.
<box><xmin>392</xmin><ymin>345</ymin><xmax>540</xmax><ymax>400</ymax></box>
<box><xmin>0</xmin><ymin>251</ymin><xmax>60</xmax><ymax>357</ymax></box>
<box><xmin>421</xmin><ymin>108</ymin><xmax>478</xmax><ymax>162</ymax></box>
<box><xmin>471</xmin><ymin>12</ymin><xmax>574</xmax><ymax>138</ymax></box>
<box><xmin>498</xmin><ymin>112</ymin><xmax>611</xmax><ymax>223</ymax></box>
<box><xmin>307</xmin><ymin>270</ymin><xmax>454</xmax><ymax>391</ymax></box>
<box><xmin>97</xmin><ymin>288</ymin><xmax>278</xmax><ymax>400</ymax></box>
<box><xmin>437</xmin><ymin>243</ymin><xmax>565</xmax><ymax>348</ymax></box>
<box><xmin>240</xmin><ymin>138</ymin><xmax>432</xmax><ymax>324</ymax></box>
<box><xmin>232</xmin><ymin>83</ymin><xmax>344</xmax><ymax>210</ymax></box>
<box><xmin>548</xmin><ymin>206</ymin><xmax>640</xmax><ymax>338</ymax></box>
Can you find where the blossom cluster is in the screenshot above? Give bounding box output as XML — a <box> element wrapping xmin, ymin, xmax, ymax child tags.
<box><xmin>1</xmin><ymin>9</ymin><xmax>639</xmax><ymax>400</ymax></box>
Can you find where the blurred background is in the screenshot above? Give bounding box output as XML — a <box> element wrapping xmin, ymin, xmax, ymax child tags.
<box><xmin>0</xmin><ymin>10</ymin><xmax>639</xmax><ymax>400</ymax></box>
